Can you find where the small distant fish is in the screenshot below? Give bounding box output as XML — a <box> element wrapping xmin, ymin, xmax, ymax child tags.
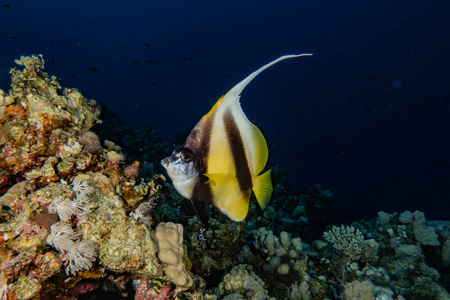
<box><xmin>88</xmin><ymin>67</ymin><xmax>99</xmax><ymax>72</ymax></box>
<box><xmin>145</xmin><ymin>59</ymin><xmax>155</xmax><ymax>64</ymax></box>
<box><xmin>182</xmin><ymin>56</ymin><xmax>189</xmax><ymax>61</ymax></box>
<box><xmin>70</xmin><ymin>75</ymin><xmax>77</xmax><ymax>78</ymax></box>
<box><xmin>151</xmin><ymin>81</ymin><xmax>157</xmax><ymax>85</ymax></box>
<box><xmin>189</xmin><ymin>56</ymin><xmax>193</xmax><ymax>62</ymax></box>
<box><xmin>51</xmin><ymin>60</ymin><xmax>55</xmax><ymax>64</ymax></box>
<box><xmin>144</xmin><ymin>43</ymin><xmax>151</xmax><ymax>48</ymax></box>
<box><xmin>348</xmin><ymin>99</ymin><xmax>354</xmax><ymax>104</ymax></box>
<box><xmin>71</xmin><ymin>39</ymin><xmax>80</xmax><ymax>42</ymax></box>
<box><xmin>3</xmin><ymin>4</ymin><xmax>11</xmax><ymax>8</ymax></box>
<box><xmin>161</xmin><ymin>54</ymin><xmax>313</xmax><ymax>224</ymax></box>
<box><xmin>91</xmin><ymin>22</ymin><xmax>96</xmax><ymax>27</ymax></box>
<box><xmin>131</xmin><ymin>59</ymin><xmax>140</xmax><ymax>65</ymax></box>
<box><xmin>10</xmin><ymin>36</ymin><xmax>17</xmax><ymax>39</ymax></box>
<box><xmin>122</xmin><ymin>45</ymin><xmax>128</xmax><ymax>49</ymax></box>
<box><xmin>358</xmin><ymin>73</ymin><xmax>375</xmax><ymax>81</ymax></box>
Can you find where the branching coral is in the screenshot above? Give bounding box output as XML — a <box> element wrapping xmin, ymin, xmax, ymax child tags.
<box><xmin>323</xmin><ymin>225</ymin><xmax>365</xmax><ymax>261</ymax></box>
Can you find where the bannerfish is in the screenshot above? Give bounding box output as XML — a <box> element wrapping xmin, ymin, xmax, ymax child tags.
<box><xmin>161</xmin><ymin>54</ymin><xmax>312</xmax><ymax>224</ymax></box>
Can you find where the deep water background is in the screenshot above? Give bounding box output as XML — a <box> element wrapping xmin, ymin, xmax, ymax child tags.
<box><xmin>1</xmin><ymin>0</ymin><xmax>449</xmax><ymax>221</ymax></box>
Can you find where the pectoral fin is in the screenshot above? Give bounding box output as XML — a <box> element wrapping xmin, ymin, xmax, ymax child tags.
<box><xmin>252</xmin><ymin>169</ymin><xmax>273</xmax><ymax>209</ymax></box>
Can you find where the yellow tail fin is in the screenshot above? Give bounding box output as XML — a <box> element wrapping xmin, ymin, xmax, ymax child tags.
<box><xmin>253</xmin><ymin>169</ymin><xmax>273</xmax><ymax>209</ymax></box>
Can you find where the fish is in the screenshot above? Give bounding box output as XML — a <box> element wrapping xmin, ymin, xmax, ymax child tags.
<box><xmin>161</xmin><ymin>54</ymin><xmax>312</xmax><ymax>223</ymax></box>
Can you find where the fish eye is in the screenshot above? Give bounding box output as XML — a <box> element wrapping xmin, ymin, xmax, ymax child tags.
<box><xmin>181</xmin><ymin>152</ymin><xmax>192</xmax><ymax>162</ymax></box>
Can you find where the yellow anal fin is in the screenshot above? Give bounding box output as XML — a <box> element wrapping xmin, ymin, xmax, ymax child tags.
<box><xmin>206</xmin><ymin>173</ymin><xmax>251</xmax><ymax>222</ymax></box>
<box><xmin>252</xmin><ymin>169</ymin><xmax>273</xmax><ymax>209</ymax></box>
<box><xmin>221</xmin><ymin>190</ymin><xmax>251</xmax><ymax>222</ymax></box>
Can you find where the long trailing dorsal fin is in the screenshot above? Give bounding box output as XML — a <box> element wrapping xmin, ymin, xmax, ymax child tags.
<box><xmin>225</xmin><ymin>54</ymin><xmax>313</xmax><ymax>103</ymax></box>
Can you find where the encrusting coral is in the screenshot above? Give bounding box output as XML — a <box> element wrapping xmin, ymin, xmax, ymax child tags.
<box><xmin>0</xmin><ymin>55</ymin><xmax>101</xmax><ymax>190</ymax></box>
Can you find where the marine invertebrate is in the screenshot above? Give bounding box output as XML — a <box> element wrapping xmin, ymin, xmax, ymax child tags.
<box><xmin>45</xmin><ymin>179</ymin><xmax>97</xmax><ymax>275</ymax></box>
<box><xmin>46</xmin><ymin>221</ymin><xmax>97</xmax><ymax>275</ymax></box>
<box><xmin>412</xmin><ymin>211</ymin><xmax>440</xmax><ymax>246</ymax></box>
<box><xmin>187</xmin><ymin>218</ymin><xmax>246</xmax><ymax>278</ymax></box>
<box><xmin>323</xmin><ymin>225</ymin><xmax>365</xmax><ymax>261</ymax></box>
<box><xmin>75</xmin><ymin>172</ymin><xmax>162</xmax><ymax>276</ymax></box>
<box><xmin>124</xmin><ymin>161</ymin><xmax>140</xmax><ymax>179</ymax></box>
<box><xmin>46</xmin><ymin>221</ymin><xmax>80</xmax><ymax>250</ymax></box>
<box><xmin>47</xmin><ymin>196</ymin><xmax>83</xmax><ymax>222</ymax></box>
<box><xmin>79</xmin><ymin>131</ymin><xmax>103</xmax><ymax>155</ymax></box>
<box><xmin>65</xmin><ymin>239</ymin><xmax>98</xmax><ymax>275</ymax></box>
<box><xmin>0</xmin><ymin>181</ymin><xmax>29</xmax><ymax>208</ymax></box>
<box><xmin>134</xmin><ymin>277</ymin><xmax>171</xmax><ymax>300</ymax></box>
<box><xmin>0</xmin><ymin>54</ymin><xmax>100</xmax><ymax>191</ymax></box>
<box><xmin>217</xmin><ymin>265</ymin><xmax>273</xmax><ymax>300</ymax></box>
<box><xmin>342</xmin><ymin>280</ymin><xmax>374</xmax><ymax>300</ymax></box>
<box><xmin>152</xmin><ymin>222</ymin><xmax>192</xmax><ymax>287</ymax></box>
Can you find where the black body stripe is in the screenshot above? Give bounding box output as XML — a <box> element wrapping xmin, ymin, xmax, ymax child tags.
<box><xmin>184</xmin><ymin>109</ymin><xmax>215</xmax><ymax>205</ymax></box>
<box><xmin>192</xmin><ymin>174</ymin><xmax>214</xmax><ymax>205</ymax></box>
<box><xmin>223</xmin><ymin>109</ymin><xmax>253</xmax><ymax>191</ymax></box>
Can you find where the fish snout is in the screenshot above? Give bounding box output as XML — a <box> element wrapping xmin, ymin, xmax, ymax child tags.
<box><xmin>161</xmin><ymin>157</ymin><xmax>170</xmax><ymax>169</ymax></box>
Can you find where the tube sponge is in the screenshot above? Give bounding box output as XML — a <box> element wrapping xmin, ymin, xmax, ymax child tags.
<box><xmin>152</xmin><ymin>222</ymin><xmax>192</xmax><ymax>287</ymax></box>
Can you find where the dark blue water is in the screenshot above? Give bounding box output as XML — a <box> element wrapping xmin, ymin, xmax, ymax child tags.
<box><xmin>1</xmin><ymin>0</ymin><xmax>449</xmax><ymax>220</ymax></box>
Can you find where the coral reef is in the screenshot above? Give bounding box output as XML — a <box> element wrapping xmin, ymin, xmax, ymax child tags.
<box><xmin>0</xmin><ymin>55</ymin><xmax>101</xmax><ymax>191</ymax></box>
<box><xmin>0</xmin><ymin>55</ymin><xmax>189</xmax><ymax>299</ymax></box>
<box><xmin>1</xmin><ymin>55</ymin><xmax>449</xmax><ymax>300</ymax></box>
